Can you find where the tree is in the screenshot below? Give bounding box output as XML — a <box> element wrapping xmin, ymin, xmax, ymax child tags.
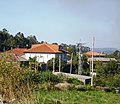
<box><xmin>94</xmin><ymin>61</ymin><xmax>120</xmax><ymax>87</ymax></box>
<box><xmin>27</xmin><ymin>35</ymin><xmax>38</xmax><ymax>47</ymax></box>
<box><xmin>96</xmin><ymin>61</ymin><xmax>119</xmax><ymax>78</ymax></box>
<box><xmin>0</xmin><ymin>28</ymin><xmax>11</xmax><ymax>51</ymax></box>
<box><xmin>82</xmin><ymin>55</ymin><xmax>90</xmax><ymax>75</ymax></box>
<box><xmin>47</xmin><ymin>58</ymin><xmax>66</xmax><ymax>72</ymax></box>
<box><xmin>3</xmin><ymin>35</ymin><xmax>16</xmax><ymax>50</ymax></box>
<box><xmin>0</xmin><ymin>28</ymin><xmax>39</xmax><ymax>51</ymax></box>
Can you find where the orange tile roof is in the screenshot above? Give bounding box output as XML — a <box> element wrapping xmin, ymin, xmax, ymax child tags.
<box><xmin>6</xmin><ymin>48</ymin><xmax>27</xmax><ymax>55</ymax></box>
<box><xmin>25</xmin><ymin>43</ymin><xmax>67</xmax><ymax>53</ymax></box>
<box><xmin>84</xmin><ymin>51</ymin><xmax>105</xmax><ymax>57</ymax></box>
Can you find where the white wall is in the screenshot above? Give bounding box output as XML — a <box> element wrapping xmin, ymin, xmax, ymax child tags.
<box><xmin>24</xmin><ymin>53</ymin><xmax>55</xmax><ymax>63</ymax></box>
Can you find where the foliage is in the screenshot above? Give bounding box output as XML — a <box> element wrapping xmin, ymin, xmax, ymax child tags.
<box><xmin>106</xmin><ymin>50</ymin><xmax>120</xmax><ymax>61</ymax></box>
<box><xmin>94</xmin><ymin>61</ymin><xmax>120</xmax><ymax>88</ymax></box>
<box><xmin>0</xmin><ymin>53</ymin><xmax>60</xmax><ymax>103</ymax></box>
<box><xmin>70</xmin><ymin>54</ymin><xmax>90</xmax><ymax>75</ymax></box>
<box><xmin>33</xmin><ymin>90</ymin><xmax>120</xmax><ymax>104</ymax></box>
<box><xmin>0</xmin><ymin>28</ymin><xmax>38</xmax><ymax>51</ymax></box>
<box><xmin>82</xmin><ymin>55</ymin><xmax>90</xmax><ymax>75</ymax></box>
<box><xmin>0</xmin><ymin>53</ymin><xmax>33</xmax><ymax>103</ymax></box>
<box><xmin>111</xmin><ymin>73</ymin><xmax>120</xmax><ymax>88</ymax></box>
<box><xmin>27</xmin><ymin>71</ymin><xmax>60</xmax><ymax>84</ymax></box>
<box><xmin>47</xmin><ymin>58</ymin><xmax>67</xmax><ymax>72</ymax></box>
<box><xmin>66</xmin><ymin>77</ymin><xmax>83</xmax><ymax>85</ymax></box>
<box><xmin>96</xmin><ymin>61</ymin><xmax>120</xmax><ymax>78</ymax></box>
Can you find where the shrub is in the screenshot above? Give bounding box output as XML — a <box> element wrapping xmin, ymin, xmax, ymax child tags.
<box><xmin>25</xmin><ymin>71</ymin><xmax>61</xmax><ymax>84</ymax></box>
<box><xmin>39</xmin><ymin>71</ymin><xmax>60</xmax><ymax>83</ymax></box>
<box><xmin>66</xmin><ymin>77</ymin><xmax>83</xmax><ymax>85</ymax></box>
<box><xmin>111</xmin><ymin>73</ymin><xmax>120</xmax><ymax>88</ymax></box>
<box><xmin>0</xmin><ymin>53</ymin><xmax>61</xmax><ymax>103</ymax></box>
<box><xmin>0</xmin><ymin>54</ymin><xmax>33</xmax><ymax>103</ymax></box>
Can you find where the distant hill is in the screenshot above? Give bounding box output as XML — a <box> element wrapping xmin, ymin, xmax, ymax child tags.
<box><xmin>94</xmin><ymin>48</ymin><xmax>118</xmax><ymax>54</ymax></box>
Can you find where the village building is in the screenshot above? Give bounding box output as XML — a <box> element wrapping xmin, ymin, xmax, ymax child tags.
<box><xmin>84</xmin><ymin>51</ymin><xmax>117</xmax><ymax>62</ymax></box>
<box><xmin>24</xmin><ymin>43</ymin><xmax>68</xmax><ymax>63</ymax></box>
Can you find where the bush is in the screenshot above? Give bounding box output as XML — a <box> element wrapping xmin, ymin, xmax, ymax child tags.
<box><xmin>111</xmin><ymin>73</ymin><xmax>120</xmax><ymax>88</ymax></box>
<box><xmin>26</xmin><ymin>71</ymin><xmax>61</xmax><ymax>84</ymax></box>
<box><xmin>0</xmin><ymin>53</ymin><xmax>61</xmax><ymax>103</ymax></box>
<box><xmin>66</xmin><ymin>77</ymin><xmax>83</xmax><ymax>85</ymax></box>
<box><xmin>0</xmin><ymin>54</ymin><xmax>33</xmax><ymax>103</ymax></box>
<box><xmin>39</xmin><ymin>71</ymin><xmax>60</xmax><ymax>83</ymax></box>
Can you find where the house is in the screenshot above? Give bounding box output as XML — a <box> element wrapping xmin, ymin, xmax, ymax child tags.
<box><xmin>24</xmin><ymin>43</ymin><xmax>68</xmax><ymax>63</ymax></box>
<box><xmin>84</xmin><ymin>51</ymin><xmax>117</xmax><ymax>75</ymax></box>
<box><xmin>84</xmin><ymin>51</ymin><xmax>117</xmax><ymax>62</ymax></box>
<box><xmin>84</xmin><ymin>51</ymin><xmax>105</xmax><ymax>57</ymax></box>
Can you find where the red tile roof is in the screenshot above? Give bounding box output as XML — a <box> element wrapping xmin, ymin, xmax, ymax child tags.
<box><xmin>84</xmin><ymin>51</ymin><xmax>105</xmax><ymax>57</ymax></box>
<box><xmin>6</xmin><ymin>48</ymin><xmax>27</xmax><ymax>55</ymax></box>
<box><xmin>25</xmin><ymin>43</ymin><xmax>67</xmax><ymax>53</ymax></box>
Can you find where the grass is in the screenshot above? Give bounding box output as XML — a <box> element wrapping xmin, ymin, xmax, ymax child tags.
<box><xmin>33</xmin><ymin>90</ymin><xmax>120</xmax><ymax>104</ymax></box>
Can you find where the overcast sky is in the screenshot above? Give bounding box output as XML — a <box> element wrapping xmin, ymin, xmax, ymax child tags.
<box><xmin>0</xmin><ymin>0</ymin><xmax>120</xmax><ymax>48</ymax></box>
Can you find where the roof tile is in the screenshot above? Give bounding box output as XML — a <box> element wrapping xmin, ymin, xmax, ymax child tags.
<box><xmin>25</xmin><ymin>43</ymin><xmax>66</xmax><ymax>53</ymax></box>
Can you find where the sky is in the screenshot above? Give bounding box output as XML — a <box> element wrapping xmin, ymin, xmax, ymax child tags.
<box><xmin>0</xmin><ymin>0</ymin><xmax>120</xmax><ymax>48</ymax></box>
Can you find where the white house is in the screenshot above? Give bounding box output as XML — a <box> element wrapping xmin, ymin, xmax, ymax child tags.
<box><xmin>24</xmin><ymin>43</ymin><xmax>67</xmax><ymax>63</ymax></box>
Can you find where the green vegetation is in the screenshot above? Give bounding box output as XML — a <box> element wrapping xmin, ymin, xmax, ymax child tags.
<box><xmin>33</xmin><ymin>90</ymin><xmax>120</xmax><ymax>104</ymax></box>
<box><xmin>47</xmin><ymin>58</ymin><xmax>67</xmax><ymax>72</ymax></box>
<box><xmin>0</xmin><ymin>28</ymin><xmax>38</xmax><ymax>51</ymax></box>
<box><xmin>66</xmin><ymin>77</ymin><xmax>83</xmax><ymax>85</ymax></box>
<box><xmin>94</xmin><ymin>61</ymin><xmax>120</xmax><ymax>88</ymax></box>
<box><xmin>0</xmin><ymin>53</ymin><xmax>60</xmax><ymax>103</ymax></box>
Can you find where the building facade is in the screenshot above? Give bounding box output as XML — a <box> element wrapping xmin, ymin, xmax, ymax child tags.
<box><xmin>24</xmin><ymin>43</ymin><xmax>67</xmax><ymax>63</ymax></box>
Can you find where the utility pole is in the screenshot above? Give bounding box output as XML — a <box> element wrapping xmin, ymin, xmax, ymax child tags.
<box><xmin>53</xmin><ymin>58</ymin><xmax>55</xmax><ymax>72</ymax></box>
<box><xmin>77</xmin><ymin>41</ymin><xmax>85</xmax><ymax>75</ymax></box>
<box><xmin>70</xmin><ymin>53</ymin><xmax>73</xmax><ymax>74</ymax></box>
<box><xmin>91</xmin><ymin>37</ymin><xmax>95</xmax><ymax>86</ymax></box>
<box><xmin>59</xmin><ymin>55</ymin><xmax>61</xmax><ymax>72</ymax></box>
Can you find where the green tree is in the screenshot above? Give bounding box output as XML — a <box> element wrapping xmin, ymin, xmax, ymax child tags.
<box><xmin>15</xmin><ymin>32</ymin><xmax>26</xmax><ymax>48</ymax></box>
<box><xmin>3</xmin><ymin>35</ymin><xmax>16</xmax><ymax>49</ymax></box>
<box><xmin>82</xmin><ymin>55</ymin><xmax>90</xmax><ymax>75</ymax></box>
<box><xmin>47</xmin><ymin>58</ymin><xmax>66</xmax><ymax>72</ymax></box>
<box><xmin>0</xmin><ymin>28</ymin><xmax>11</xmax><ymax>51</ymax></box>
<box><xmin>96</xmin><ymin>61</ymin><xmax>119</xmax><ymax>78</ymax></box>
<box><xmin>27</xmin><ymin>35</ymin><xmax>38</xmax><ymax>47</ymax></box>
<box><xmin>94</xmin><ymin>61</ymin><xmax>120</xmax><ymax>87</ymax></box>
